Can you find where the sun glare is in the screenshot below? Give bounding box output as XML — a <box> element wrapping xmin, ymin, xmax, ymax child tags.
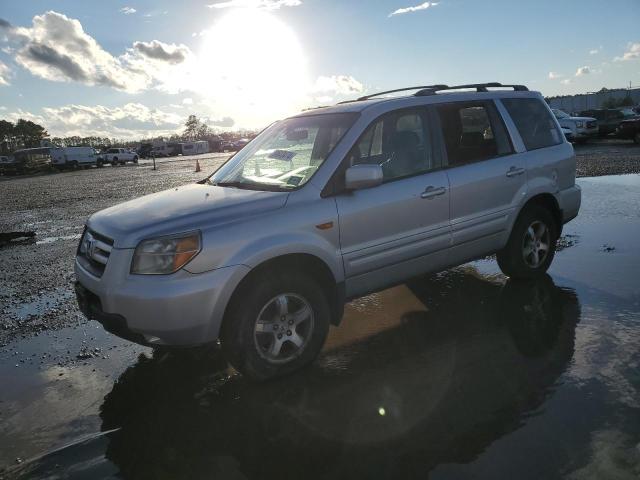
<box><xmin>197</xmin><ymin>9</ymin><xmax>309</xmax><ymax>126</ymax></box>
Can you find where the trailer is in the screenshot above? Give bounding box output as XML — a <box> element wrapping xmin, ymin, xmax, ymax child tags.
<box><xmin>181</xmin><ymin>140</ymin><xmax>209</xmax><ymax>156</ymax></box>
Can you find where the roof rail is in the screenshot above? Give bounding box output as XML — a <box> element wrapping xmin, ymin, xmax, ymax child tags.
<box><xmin>356</xmin><ymin>85</ymin><xmax>450</xmax><ymax>101</ymax></box>
<box><xmin>415</xmin><ymin>82</ymin><xmax>528</xmax><ymax>96</ymax></box>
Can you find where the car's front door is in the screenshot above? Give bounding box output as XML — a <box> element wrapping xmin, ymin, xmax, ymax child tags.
<box><xmin>335</xmin><ymin>108</ymin><xmax>451</xmax><ymax>298</ymax></box>
<box><xmin>434</xmin><ymin>100</ymin><xmax>526</xmax><ymax>264</ymax></box>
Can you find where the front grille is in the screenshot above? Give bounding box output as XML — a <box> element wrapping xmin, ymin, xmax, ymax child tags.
<box><xmin>77</xmin><ymin>228</ymin><xmax>114</xmax><ymax>278</ymax></box>
<box><xmin>587</xmin><ymin>120</ymin><xmax>597</xmax><ymax>129</ymax></box>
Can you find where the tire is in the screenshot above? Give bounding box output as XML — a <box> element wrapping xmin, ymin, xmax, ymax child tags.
<box><xmin>221</xmin><ymin>270</ymin><xmax>330</xmax><ymax>381</ymax></box>
<box><xmin>634</xmin><ymin>132</ymin><xmax>640</xmax><ymax>145</ymax></box>
<box><xmin>133</xmin><ymin>156</ymin><xmax>138</xmax><ymax>164</ymax></box>
<box><xmin>497</xmin><ymin>205</ymin><xmax>558</xmax><ymax>280</ymax></box>
<box><xmin>112</xmin><ymin>157</ymin><xmax>118</xmax><ymax>165</ymax></box>
<box><xmin>97</xmin><ymin>160</ymin><xmax>104</xmax><ymax>168</ymax></box>
<box><xmin>70</xmin><ymin>161</ymin><xmax>79</xmax><ymax>170</ymax></box>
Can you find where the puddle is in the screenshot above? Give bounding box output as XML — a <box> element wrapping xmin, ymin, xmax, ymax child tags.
<box><xmin>4</xmin><ymin>288</ymin><xmax>73</xmax><ymax>322</ymax></box>
<box><xmin>35</xmin><ymin>234</ymin><xmax>82</xmax><ymax>245</ymax></box>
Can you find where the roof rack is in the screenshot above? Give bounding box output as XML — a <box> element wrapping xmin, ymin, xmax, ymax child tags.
<box><xmin>414</xmin><ymin>82</ymin><xmax>528</xmax><ymax>96</ymax></box>
<box><xmin>355</xmin><ymin>85</ymin><xmax>450</xmax><ymax>102</ymax></box>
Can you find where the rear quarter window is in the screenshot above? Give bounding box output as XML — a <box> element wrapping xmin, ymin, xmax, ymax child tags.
<box><xmin>502</xmin><ymin>98</ymin><xmax>562</xmax><ymax>151</ymax></box>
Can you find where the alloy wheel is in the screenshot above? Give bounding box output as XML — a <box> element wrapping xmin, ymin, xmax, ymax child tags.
<box><xmin>253</xmin><ymin>293</ymin><xmax>314</xmax><ymax>364</ymax></box>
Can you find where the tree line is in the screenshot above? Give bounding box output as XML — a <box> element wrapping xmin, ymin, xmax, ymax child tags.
<box><xmin>0</xmin><ymin>119</ymin><xmax>48</xmax><ymax>153</ymax></box>
<box><xmin>0</xmin><ymin>114</ymin><xmax>256</xmax><ymax>155</ymax></box>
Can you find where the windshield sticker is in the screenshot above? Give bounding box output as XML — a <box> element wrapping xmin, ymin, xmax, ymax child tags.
<box><xmin>268</xmin><ymin>149</ymin><xmax>297</xmax><ymax>161</ymax></box>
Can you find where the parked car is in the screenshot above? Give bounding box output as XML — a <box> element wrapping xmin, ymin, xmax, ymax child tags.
<box><xmin>0</xmin><ymin>155</ymin><xmax>13</xmax><ymax>174</ymax></box>
<box><xmin>75</xmin><ymin>82</ymin><xmax>581</xmax><ymax>380</ymax></box>
<box><xmin>616</xmin><ymin>117</ymin><xmax>640</xmax><ymax>144</ymax></box>
<box><xmin>560</xmin><ymin>126</ymin><xmax>573</xmax><ymax>141</ymax></box>
<box><xmin>102</xmin><ymin>148</ymin><xmax>139</xmax><ymax>165</ymax></box>
<box><xmin>1</xmin><ymin>147</ymin><xmax>51</xmax><ymax>175</ymax></box>
<box><xmin>551</xmin><ymin>109</ymin><xmax>598</xmax><ymax>143</ymax></box>
<box><xmin>578</xmin><ymin>108</ymin><xmax>637</xmax><ymax>136</ymax></box>
<box><xmin>50</xmin><ymin>146</ymin><xmax>99</xmax><ymax>169</ymax></box>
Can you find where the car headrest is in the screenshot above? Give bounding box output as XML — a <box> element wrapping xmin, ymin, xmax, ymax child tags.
<box><xmin>459</xmin><ymin>131</ymin><xmax>484</xmax><ymax>147</ymax></box>
<box><xmin>391</xmin><ymin>131</ymin><xmax>420</xmax><ymax>150</ymax></box>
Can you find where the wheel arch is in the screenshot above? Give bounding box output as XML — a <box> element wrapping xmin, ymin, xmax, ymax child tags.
<box><xmin>222</xmin><ymin>253</ymin><xmax>345</xmax><ymax>331</ymax></box>
<box><xmin>518</xmin><ymin>193</ymin><xmax>563</xmax><ymax>238</ymax></box>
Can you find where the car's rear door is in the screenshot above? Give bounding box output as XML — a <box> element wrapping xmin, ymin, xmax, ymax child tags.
<box><xmin>335</xmin><ymin>107</ymin><xmax>451</xmax><ymax>297</ymax></box>
<box><xmin>434</xmin><ymin>100</ymin><xmax>526</xmax><ymax>264</ymax></box>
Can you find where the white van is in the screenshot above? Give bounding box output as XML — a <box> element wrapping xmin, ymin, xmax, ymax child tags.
<box><xmin>51</xmin><ymin>147</ymin><xmax>98</xmax><ymax>169</ymax></box>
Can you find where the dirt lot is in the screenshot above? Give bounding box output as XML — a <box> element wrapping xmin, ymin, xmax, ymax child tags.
<box><xmin>0</xmin><ymin>153</ymin><xmax>229</xmax><ymax>345</ymax></box>
<box><xmin>1</xmin><ymin>142</ymin><xmax>640</xmax><ymax>478</ymax></box>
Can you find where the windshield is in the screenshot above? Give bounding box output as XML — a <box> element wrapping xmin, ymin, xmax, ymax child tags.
<box><xmin>552</xmin><ymin>109</ymin><xmax>570</xmax><ymax>119</ymax></box>
<box><xmin>210</xmin><ymin>113</ymin><xmax>358</xmax><ymax>191</ymax></box>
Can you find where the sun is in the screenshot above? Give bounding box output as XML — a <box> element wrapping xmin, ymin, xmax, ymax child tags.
<box><xmin>197</xmin><ymin>9</ymin><xmax>310</xmax><ymax>126</ymax></box>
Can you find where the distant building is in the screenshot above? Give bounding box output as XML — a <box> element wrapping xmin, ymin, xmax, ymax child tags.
<box><xmin>547</xmin><ymin>87</ymin><xmax>640</xmax><ymax>113</ymax></box>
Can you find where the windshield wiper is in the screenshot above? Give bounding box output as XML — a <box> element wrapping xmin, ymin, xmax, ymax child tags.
<box><xmin>212</xmin><ymin>180</ymin><xmax>289</xmax><ymax>192</ymax></box>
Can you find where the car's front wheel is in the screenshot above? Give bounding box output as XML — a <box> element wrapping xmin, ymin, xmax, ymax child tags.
<box><xmin>222</xmin><ymin>270</ymin><xmax>330</xmax><ymax>381</ymax></box>
<box><xmin>497</xmin><ymin>205</ymin><xmax>558</xmax><ymax>280</ymax></box>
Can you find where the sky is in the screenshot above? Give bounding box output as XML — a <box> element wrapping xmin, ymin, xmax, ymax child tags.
<box><xmin>0</xmin><ymin>0</ymin><xmax>639</xmax><ymax>139</ymax></box>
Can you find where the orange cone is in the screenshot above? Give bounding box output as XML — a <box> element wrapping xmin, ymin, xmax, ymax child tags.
<box><xmin>195</xmin><ymin>159</ymin><xmax>201</xmax><ymax>172</ymax></box>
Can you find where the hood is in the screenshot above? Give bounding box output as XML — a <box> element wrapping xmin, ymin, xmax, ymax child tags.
<box><xmin>88</xmin><ymin>183</ymin><xmax>289</xmax><ymax>248</ymax></box>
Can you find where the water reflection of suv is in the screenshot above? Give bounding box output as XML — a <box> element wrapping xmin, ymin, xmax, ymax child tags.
<box><xmin>75</xmin><ymin>82</ymin><xmax>581</xmax><ymax>380</ymax></box>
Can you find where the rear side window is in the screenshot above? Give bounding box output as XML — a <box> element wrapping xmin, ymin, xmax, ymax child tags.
<box><xmin>437</xmin><ymin>101</ymin><xmax>512</xmax><ymax>166</ymax></box>
<box><xmin>502</xmin><ymin>98</ymin><xmax>562</xmax><ymax>151</ymax></box>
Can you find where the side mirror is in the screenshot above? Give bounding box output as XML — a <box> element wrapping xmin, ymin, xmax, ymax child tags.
<box><xmin>344</xmin><ymin>164</ymin><xmax>383</xmax><ymax>191</ymax></box>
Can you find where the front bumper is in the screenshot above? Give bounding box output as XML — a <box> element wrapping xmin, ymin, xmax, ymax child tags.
<box><xmin>74</xmin><ymin>251</ymin><xmax>249</xmax><ymax>346</ymax></box>
<box><xmin>573</xmin><ymin>127</ymin><xmax>598</xmax><ymax>139</ymax></box>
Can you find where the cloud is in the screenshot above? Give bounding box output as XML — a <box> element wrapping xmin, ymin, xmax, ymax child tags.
<box><xmin>207</xmin><ymin>0</ymin><xmax>301</xmax><ymax>10</ymax></box>
<box><xmin>589</xmin><ymin>46</ymin><xmax>602</xmax><ymax>55</ymax></box>
<box><xmin>575</xmin><ymin>66</ymin><xmax>591</xmax><ymax>76</ymax></box>
<box><xmin>313</xmin><ymin>75</ymin><xmax>364</xmax><ymax>95</ymax></box>
<box><xmin>2</xmin><ymin>11</ymin><xmax>192</xmax><ymax>93</ymax></box>
<box><xmin>548</xmin><ymin>71</ymin><xmax>564</xmax><ymax>79</ymax></box>
<box><xmin>0</xmin><ymin>18</ymin><xmax>11</xmax><ymax>29</ymax></box>
<box><xmin>133</xmin><ymin>40</ymin><xmax>189</xmax><ymax>64</ymax></box>
<box><xmin>389</xmin><ymin>1</ymin><xmax>438</xmax><ymax>17</ymax></box>
<box><xmin>208</xmin><ymin>116</ymin><xmax>235</xmax><ymax>127</ymax></box>
<box><xmin>614</xmin><ymin>42</ymin><xmax>640</xmax><ymax>62</ymax></box>
<box><xmin>182</xmin><ymin>97</ymin><xmax>193</xmax><ymax>105</ymax></box>
<box><xmin>119</xmin><ymin>7</ymin><xmax>137</xmax><ymax>15</ymax></box>
<box><xmin>561</xmin><ymin>79</ymin><xmax>571</xmax><ymax>85</ymax></box>
<box><xmin>0</xmin><ymin>60</ymin><xmax>11</xmax><ymax>85</ymax></box>
<box><xmin>6</xmin><ymin>102</ymin><xmax>184</xmax><ymax>138</ymax></box>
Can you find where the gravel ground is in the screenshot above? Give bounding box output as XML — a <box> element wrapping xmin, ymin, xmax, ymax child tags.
<box><xmin>0</xmin><ymin>139</ymin><xmax>639</xmax><ymax>345</ymax></box>
<box><xmin>574</xmin><ymin>138</ymin><xmax>640</xmax><ymax>177</ymax></box>
<box><xmin>0</xmin><ymin>153</ymin><xmax>229</xmax><ymax>345</ymax></box>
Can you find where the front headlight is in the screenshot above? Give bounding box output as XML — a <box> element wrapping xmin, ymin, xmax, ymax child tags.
<box><xmin>575</xmin><ymin>121</ymin><xmax>585</xmax><ymax>128</ymax></box>
<box><xmin>131</xmin><ymin>231</ymin><xmax>201</xmax><ymax>275</ymax></box>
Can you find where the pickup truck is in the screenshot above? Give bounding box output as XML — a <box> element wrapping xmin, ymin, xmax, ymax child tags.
<box><xmin>102</xmin><ymin>148</ymin><xmax>139</xmax><ymax>166</ymax></box>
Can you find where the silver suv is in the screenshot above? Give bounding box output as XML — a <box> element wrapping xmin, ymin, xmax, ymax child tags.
<box><xmin>75</xmin><ymin>83</ymin><xmax>581</xmax><ymax>380</ymax></box>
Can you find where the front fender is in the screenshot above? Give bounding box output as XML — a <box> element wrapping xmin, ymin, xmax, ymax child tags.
<box><xmin>225</xmin><ymin>231</ymin><xmax>344</xmax><ymax>284</ymax></box>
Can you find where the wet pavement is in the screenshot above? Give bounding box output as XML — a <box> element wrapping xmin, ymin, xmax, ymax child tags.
<box><xmin>1</xmin><ymin>172</ymin><xmax>639</xmax><ymax>479</ymax></box>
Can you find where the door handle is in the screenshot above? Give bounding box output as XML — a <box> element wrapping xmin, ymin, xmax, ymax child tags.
<box><xmin>506</xmin><ymin>166</ymin><xmax>525</xmax><ymax>178</ymax></box>
<box><xmin>421</xmin><ymin>186</ymin><xmax>447</xmax><ymax>199</ymax></box>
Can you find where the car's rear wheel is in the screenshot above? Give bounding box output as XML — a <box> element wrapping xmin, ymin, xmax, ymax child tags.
<box><xmin>133</xmin><ymin>156</ymin><xmax>138</xmax><ymax>164</ymax></box>
<box><xmin>497</xmin><ymin>205</ymin><xmax>558</xmax><ymax>280</ymax></box>
<box><xmin>221</xmin><ymin>270</ymin><xmax>330</xmax><ymax>381</ymax></box>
